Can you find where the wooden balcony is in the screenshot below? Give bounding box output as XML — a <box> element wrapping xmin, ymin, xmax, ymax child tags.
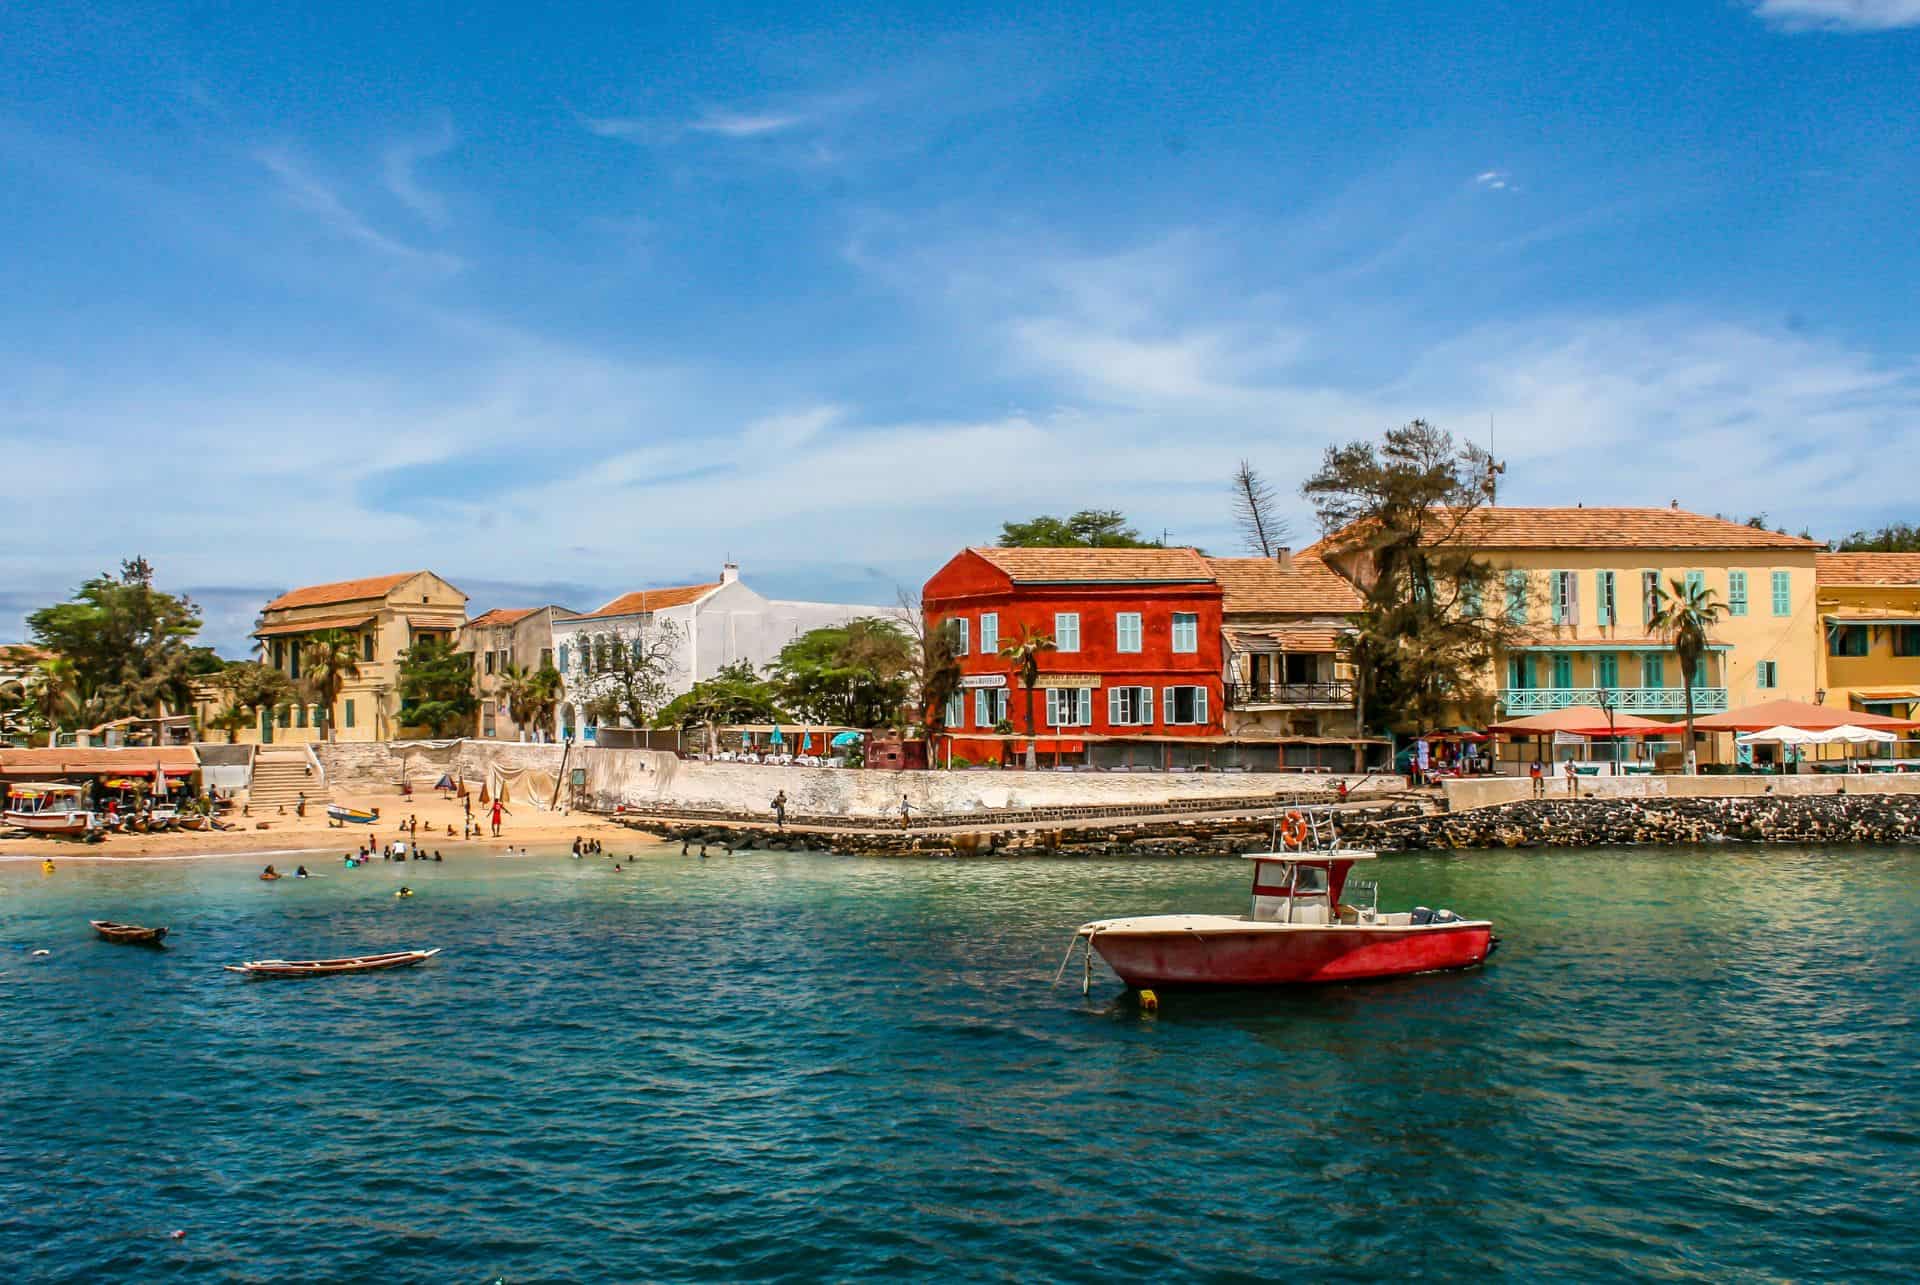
<box><xmin>1224</xmin><ymin>681</ymin><xmax>1355</xmax><ymax>709</ymax></box>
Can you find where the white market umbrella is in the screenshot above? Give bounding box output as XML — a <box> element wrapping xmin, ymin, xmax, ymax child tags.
<box><xmin>1809</xmin><ymin>725</ymin><xmax>1897</xmax><ymax>745</ymax></box>
<box><xmin>1735</xmin><ymin>725</ymin><xmax>1819</xmax><ymax>746</ymax></box>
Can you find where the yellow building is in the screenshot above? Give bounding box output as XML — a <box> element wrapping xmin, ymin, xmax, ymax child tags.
<box><xmin>1315</xmin><ymin>507</ymin><xmax>1824</xmax><ymax>738</ymax></box>
<box><xmin>195</xmin><ymin>571</ymin><xmax>469</xmax><ymax>743</ymax></box>
<box><xmin>1815</xmin><ymin>553</ymin><xmax>1920</xmax><ymax>724</ymax></box>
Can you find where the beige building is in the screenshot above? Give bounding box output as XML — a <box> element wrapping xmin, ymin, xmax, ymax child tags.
<box><xmin>1313</xmin><ymin>506</ymin><xmax>1824</xmax><ymax>739</ymax></box>
<box><xmin>1815</xmin><ymin>552</ymin><xmax>1920</xmax><ymax>725</ymax></box>
<box><xmin>1208</xmin><ymin>551</ymin><xmax>1366</xmax><ymax>758</ymax></box>
<box><xmin>457</xmin><ymin>604</ymin><xmax>579</xmax><ymax>741</ymax></box>
<box><xmin>195</xmin><ymin>571</ymin><xmax>469</xmax><ymax>744</ymax></box>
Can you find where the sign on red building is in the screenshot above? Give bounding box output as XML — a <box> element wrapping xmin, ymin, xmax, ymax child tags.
<box><xmin>921</xmin><ymin>547</ymin><xmax>1224</xmax><ymax>765</ymax></box>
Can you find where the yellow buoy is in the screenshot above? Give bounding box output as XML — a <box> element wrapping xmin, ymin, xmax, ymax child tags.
<box><xmin>41</xmin><ymin>860</ymin><xmax>55</xmax><ymax>874</ymax></box>
<box><xmin>1138</xmin><ymin>988</ymin><xmax>1159</xmax><ymax>1014</ymax></box>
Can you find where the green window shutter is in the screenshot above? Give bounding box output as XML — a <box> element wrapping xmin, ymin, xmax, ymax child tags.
<box><xmin>1644</xmin><ymin>655</ymin><xmax>1665</xmax><ymax>687</ymax></box>
<box><xmin>344</xmin><ymin>699</ymin><xmax>355</xmax><ymax>729</ymax></box>
<box><xmin>1685</xmin><ymin>570</ymin><xmax>1705</xmax><ymax>598</ymax></box>
<box><xmin>1728</xmin><ymin>571</ymin><xmax>1748</xmax><ymax>616</ymax></box>
<box><xmin>1597</xmin><ymin>653</ymin><xmax>1618</xmax><ymax>688</ymax></box>
<box><xmin>1596</xmin><ymin>572</ymin><xmax>1613</xmax><ymax>626</ymax></box>
<box><xmin>296</xmin><ymin>704</ymin><xmax>307</xmax><ymax>728</ymax></box>
<box><xmin>1551</xmin><ymin>653</ymin><xmax>1572</xmax><ymax>688</ymax></box>
<box><xmin>1771</xmin><ymin>571</ymin><xmax>1791</xmax><ymax>616</ymax></box>
<box><xmin>1505</xmin><ymin>571</ymin><xmax>1527</xmax><ymax>623</ymax></box>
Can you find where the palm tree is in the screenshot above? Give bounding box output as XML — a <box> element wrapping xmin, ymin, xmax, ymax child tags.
<box><xmin>1649</xmin><ymin>577</ymin><xmax>1726</xmax><ymax>773</ymax></box>
<box><xmin>998</xmin><ymin>626</ymin><xmax>1057</xmax><ymax>770</ymax></box>
<box><xmin>30</xmin><ymin>656</ymin><xmax>78</xmax><ymax>742</ymax></box>
<box><xmin>498</xmin><ymin>663</ymin><xmax>561</xmax><ymax>741</ymax></box>
<box><xmin>302</xmin><ymin>629</ymin><xmax>362</xmax><ymax>741</ymax></box>
<box><xmin>209</xmin><ymin>703</ymin><xmax>251</xmax><ymax>744</ymax></box>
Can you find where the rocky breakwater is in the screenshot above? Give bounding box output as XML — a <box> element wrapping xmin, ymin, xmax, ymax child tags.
<box><xmin>620</xmin><ymin>802</ymin><xmax>1429</xmax><ymax>858</ymax></box>
<box><xmin>1346</xmin><ymin>793</ymin><xmax>1920</xmax><ymax>851</ymax></box>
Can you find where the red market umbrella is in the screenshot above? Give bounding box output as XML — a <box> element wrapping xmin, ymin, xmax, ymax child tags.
<box><xmin>1486</xmin><ymin>706</ymin><xmax>1677</xmax><ymax>738</ymax></box>
<box><xmin>1690</xmin><ymin>698</ymin><xmax>1916</xmax><ymax>733</ymax></box>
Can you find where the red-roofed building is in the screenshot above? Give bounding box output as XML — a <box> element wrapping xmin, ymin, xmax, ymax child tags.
<box><xmin>456</xmin><ymin>604</ymin><xmax>581</xmax><ymax>741</ymax></box>
<box><xmin>922</xmin><ymin>547</ymin><xmax>1226</xmax><ymax>767</ymax></box>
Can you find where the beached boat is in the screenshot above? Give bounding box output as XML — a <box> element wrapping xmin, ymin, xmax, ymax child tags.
<box><xmin>4</xmin><ymin>784</ymin><xmax>100</xmax><ymax>837</ymax></box>
<box><xmin>326</xmin><ymin>803</ymin><xmax>378</xmax><ymax>826</ymax></box>
<box><xmin>224</xmin><ymin>948</ymin><xmax>441</xmax><ymax>978</ymax></box>
<box><xmin>90</xmin><ymin>920</ymin><xmax>169</xmax><ymax>946</ymax></box>
<box><xmin>1069</xmin><ymin>810</ymin><xmax>1494</xmax><ymax>990</ymax></box>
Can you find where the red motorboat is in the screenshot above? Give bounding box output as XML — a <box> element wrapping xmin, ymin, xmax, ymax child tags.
<box><xmin>1069</xmin><ymin>812</ymin><xmax>1495</xmax><ymax>990</ymax></box>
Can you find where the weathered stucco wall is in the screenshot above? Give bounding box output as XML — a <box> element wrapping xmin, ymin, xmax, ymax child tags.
<box><xmin>1444</xmin><ymin>773</ymin><xmax>1920</xmax><ymax>813</ymax></box>
<box><xmin>319</xmin><ymin>739</ymin><xmax>1387</xmax><ymax>816</ymax></box>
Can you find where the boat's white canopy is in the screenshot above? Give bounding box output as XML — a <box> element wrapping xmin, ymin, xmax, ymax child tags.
<box><xmin>1241</xmin><ymin>849</ymin><xmax>1376</xmax><ymax>861</ymax></box>
<box><xmin>6</xmin><ymin>782</ymin><xmax>87</xmax><ymax>794</ymax></box>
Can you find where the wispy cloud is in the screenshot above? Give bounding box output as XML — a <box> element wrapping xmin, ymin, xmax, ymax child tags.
<box><xmin>1475</xmin><ymin>169</ymin><xmax>1515</xmax><ymax>191</ymax></box>
<box><xmin>381</xmin><ymin>116</ymin><xmax>457</xmax><ymax>225</ymax></box>
<box><xmin>257</xmin><ymin>148</ymin><xmax>461</xmax><ymax>272</ymax></box>
<box><xmin>688</xmin><ymin>110</ymin><xmax>806</xmax><ymax>138</ymax></box>
<box><xmin>1753</xmin><ymin>1</ymin><xmax>1920</xmax><ymax>30</ymax></box>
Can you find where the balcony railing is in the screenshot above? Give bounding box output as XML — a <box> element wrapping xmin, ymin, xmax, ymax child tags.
<box><xmin>1498</xmin><ymin>686</ymin><xmax>1728</xmax><ymax>715</ymax></box>
<box><xmin>1225</xmin><ymin>681</ymin><xmax>1355</xmax><ymax>709</ymax></box>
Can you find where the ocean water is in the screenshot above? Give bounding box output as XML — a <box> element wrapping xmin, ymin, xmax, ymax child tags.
<box><xmin>0</xmin><ymin>842</ymin><xmax>1915</xmax><ymax>1282</ymax></box>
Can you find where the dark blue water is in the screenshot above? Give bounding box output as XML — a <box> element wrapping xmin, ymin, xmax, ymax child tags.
<box><xmin>2</xmin><ymin>844</ymin><xmax>1915</xmax><ymax>1281</ymax></box>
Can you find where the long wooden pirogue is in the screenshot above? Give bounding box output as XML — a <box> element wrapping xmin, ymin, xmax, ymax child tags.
<box><xmin>90</xmin><ymin>920</ymin><xmax>169</xmax><ymax>945</ymax></box>
<box><xmin>224</xmin><ymin>948</ymin><xmax>441</xmax><ymax>978</ymax></box>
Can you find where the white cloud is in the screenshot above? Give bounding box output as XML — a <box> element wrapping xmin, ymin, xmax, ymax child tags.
<box><xmin>1475</xmin><ymin>170</ymin><xmax>1513</xmax><ymax>191</ymax></box>
<box><xmin>381</xmin><ymin>117</ymin><xmax>457</xmax><ymax>225</ymax></box>
<box><xmin>257</xmin><ymin>148</ymin><xmax>461</xmax><ymax>273</ymax></box>
<box><xmin>688</xmin><ymin>110</ymin><xmax>805</xmax><ymax>138</ymax></box>
<box><xmin>1753</xmin><ymin>1</ymin><xmax>1920</xmax><ymax>30</ymax></box>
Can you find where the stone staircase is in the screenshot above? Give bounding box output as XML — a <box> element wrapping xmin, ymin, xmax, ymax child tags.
<box><xmin>248</xmin><ymin>749</ymin><xmax>321</xmax><ymax>812</ymax></box>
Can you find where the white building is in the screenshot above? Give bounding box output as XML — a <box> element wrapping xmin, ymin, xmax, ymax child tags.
<box><xmin>549</xmin><ymin>563</ymin><xmax>894</xmax><ymax>742</ymax></box>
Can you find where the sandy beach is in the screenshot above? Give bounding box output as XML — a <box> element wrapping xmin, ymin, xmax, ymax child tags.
<box><xmin>0</xmin><ymin>787</ymin><xmax>656</xmax><ymax>859</ymax></box>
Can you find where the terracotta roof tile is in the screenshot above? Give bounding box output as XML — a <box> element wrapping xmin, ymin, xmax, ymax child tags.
<box><xmin>466</xmin><ymin>607</ymin><xmax>539</xmax><ymax>629</ymax></box>
<box><xmin>1817</xmin><ymin>553</ymin><xmax>1920</xmax><ymax>586</ymax></box>
<box><xmin>1224</xmin><ymin>626</ymin><xmax>1348</xmax><ymax>652</ymax></box>
<box><xmin>1316</xmin><ymin>507</ymin><xmax>1821</xmax><ymax>554</ymax></box>
<box><xmin>253</xmin><ymin>613</ymin><xmax>375</xmax><ymax>638</ymax></box>
<box><xmin>972</xmin><ymin>546</ymin><xmax>1214</xmax><ymax>583</ymax></box>
<box><xmin>264</xmin><ymin>572</ymin><xmax>425</xmax><ymax>611</ymax></box>
<box><xmin>580</xmin><ymin>583</ymin><xmax>720</xmax><ymax>619</ymax></box>
<box><xmin>1205</xmin><ymin>556</ymin><xmax>1364</xmax><ymax>615</ymax></box>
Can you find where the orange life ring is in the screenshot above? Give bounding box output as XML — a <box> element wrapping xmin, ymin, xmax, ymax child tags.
<box><xmin>1279</xmin><ymin>811</ymin><xmax>1309</xmax><ymax>848</ymax></box>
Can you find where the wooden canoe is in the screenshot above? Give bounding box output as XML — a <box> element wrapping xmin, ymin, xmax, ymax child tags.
<box><xmin>223</xmin><ymin>947</ymin><xmax>441</xmax><ymax>978</ymax></box>
<box><xmin>90</xmin><ymin>920</ymin><xmax>169</xmax><ymax>945</ymax></box>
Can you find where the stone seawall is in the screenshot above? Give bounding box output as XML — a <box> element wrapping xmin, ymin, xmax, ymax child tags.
<box><xmin>622</xmin><ymin>794</ymin><xmax>1920</xmax><ymax>857</ymax></box>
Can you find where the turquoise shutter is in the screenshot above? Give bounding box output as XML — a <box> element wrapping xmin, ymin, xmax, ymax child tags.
<box><xmin>1685</xmin><ymin>570</ymin><xmax>1705</xmax><ymax>598</ymax></box>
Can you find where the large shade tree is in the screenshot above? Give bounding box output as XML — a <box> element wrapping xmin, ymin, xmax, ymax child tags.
<box><xmin>770</xmin><ymin>619</ymin><xmax>914</xmax><ymax>728</ymax></box>
<box><xmin>1301</xmin><ymin>420</ymin><xmax>1522</xmax><ymax>732</ymax></box>
<box><xmin>998</xmin><ymin>510</ymin><xmax>1161</xmax><ymax>548</ymax></box>
<box><xmin>396</xmin><ymin>637</ymin><xmax>476</xmax><ymax>737</ymax></box>
<box><xmin>27</xmin><ymin>558</ymin><xmax>205</xmax><ymax>722</ymax></box>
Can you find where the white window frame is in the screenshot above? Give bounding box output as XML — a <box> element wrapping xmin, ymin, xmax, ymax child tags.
<box><xmin>975</xmin><ymin>687</ymin><xmax>1007</xmax><ymax>728</ymax></box>
<box><xmin>1045</xmin><ymin>687</ymin><xmax>1092</xmax><ymax>726</ymax></box>
<box><xmin>1054</xmin><ymin>612</ymin><xmax>1081</xmax><ymax>652</ymax></box>
<box><xmin>1171</xmin><ymin>612</ymin><xmax>1199</xmax><ymax>653</ymax></box>
<box><xmin>1162</xmin><ymin>685</ymin><xmax>1210</xmax><ymax>726</ymax></box>
<box><xmin>1115</xmin><ymin>612</ymin><xmax>1143</xmax><ymax>654</ymax></box>
<box><xmin>1597</xmin><ymin>571</ymin><xmax>1616</xmax><ymax>627</ymax></box>
<box><xmin>1756</xmin><ymin>660</ymin><xmax>1778</xmax><ymax>689</ymax></box>
<box><xmin>1108</xmin><ymin>685</ymin><xmax>1153</xmax><ymax>726</ymax></box>
<box><xmin>944</xmin><ymin>692</ymin><xmax>965</xmax><ymax>727</ymax></box>
<box><xmin>979</xmin><ymin>612</ymin><xmax>999</xmax><ymax>656</ymax></box>
<box><xmin>951</xmin><ymin>617</ymin><xmax>970</xmax><ymax>657</ymax></box>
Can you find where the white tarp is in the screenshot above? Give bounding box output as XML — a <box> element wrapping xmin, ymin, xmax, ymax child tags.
<box><xmin>485</xmin><ymin>763</ymin><xmax>559</xmax><ymax>810</ymax></box>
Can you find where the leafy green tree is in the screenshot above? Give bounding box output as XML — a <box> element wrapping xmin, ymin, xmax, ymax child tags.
<box><xmin>1301</xmin><ymin>420</ymin><xmax>1521</xmax><ymax>732</ymax></box>
<box><xmin>576</xmin><ymin>622</ymin><xmax>684</xmax><ymax>729</ymax></box>
<box><xmin>498</xmin><ymin>662</ymin><xmax>563</xmax><ymax>738</ymax></box>
<box><xmin>997</xmin><ymin>510</ymin><xmax>1161</xmax><ymax>548</ymax></box>
<box><xmin>655</xmin><ymin>660</ymin><xmax>789</xmax><ymax>749</ymax></box>
<box><xmin>215</xmin><ymin>660</ymin><xmax>296</xmax><ymax>713</ymax></box>
<box><xmin>397</xmin><ymin>637</ymin><xmax>476</xmax><ymax>736</ymax></box>
<box><xmin>998</xmin><ymin>625</ymin><xmax>1057</xmax><ymax>770</ymax></box>
<box><xmin>1835</xmin><ymin>522</ymin><xmax>1920</xmax><ymax>552</ymax></box>
<box><xmin>27</xmin><ymin>558</ymin><xmax>205</xmax><ymax>721</ymax></box>
<box><xmin>207</xmin><ymin>702</ymin><xmax>251</xmax><ymax>744</ymax></box>
<box><xmin>28</xmin><ymin>655</ymin><xmax>80</xmax><ymax>737</ymax></box>
<box><xmin>770</xmin><ymin>619</ymin><xmax>914</xmax><ymax>728</ymax></box>
<box><xmin>301</xmin><ymin>629</ymin><xmax>361</xmax><ymax>741</ymax></box>
<box><xmin>1649</xmin><ymin>577</ymin><xmax>1727</xmax><ymax>773</ymax></box>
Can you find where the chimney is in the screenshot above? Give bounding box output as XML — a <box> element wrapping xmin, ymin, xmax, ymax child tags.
<box><xmin>1273</xmin><ymin>546</ymin><xmax>1292</xmax><ymax>569</ymax></box>
<box><xmin>720</xmin><ymin>561</ymin><xmax>740</xmax><ymax>585</ymax></box>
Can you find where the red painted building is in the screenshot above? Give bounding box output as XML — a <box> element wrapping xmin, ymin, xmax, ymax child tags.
<box><xmin>922</xmin><ymin>547</ymin><xmax>1225</xmax><ymax>766</ymax></box>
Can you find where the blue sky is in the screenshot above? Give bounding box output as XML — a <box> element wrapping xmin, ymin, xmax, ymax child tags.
<box><xmin>3</xmin><ymin>0</ymin><xmax>1918</xmax><ymax>654</ymax></box>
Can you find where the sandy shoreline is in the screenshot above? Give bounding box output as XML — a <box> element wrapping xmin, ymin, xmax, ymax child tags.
<box><xmin>0</xmin><ymin>788</ymin><xmax>658</xmax><ymax>859</ymax></box>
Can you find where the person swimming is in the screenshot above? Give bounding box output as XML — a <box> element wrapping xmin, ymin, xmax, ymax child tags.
<box><xmin>395</xmin><ymin>886</ymin><xmax>413</xmax><ymax>898</ymax></box>
<box><xmin>295</xmin><ymin>865</ymin><xmax>309</xmax><ymax>878</ymax></box>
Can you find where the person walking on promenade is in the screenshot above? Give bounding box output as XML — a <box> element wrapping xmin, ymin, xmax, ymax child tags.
<box><xmin>1562</xmin><ymin>759</ymin><xmax>1577</xmax><ymax>794</ymax></box>
<box><xmin>1529</xmin><ymin>759</ymin><xmax>1545</xmax><ymax>798</ymax></box>
<box><xmin>771</xmin><ymin>790</ymin><xmax>788</xmax><ymax>830</ymax></box>
<box><xmin>490</xmin><ymin>797</ymin><xmax>510</xmax><ymax>838</ymax></box>
<box><xmin>898</xmin><ymin>794</ymin><xmax>913</xmax><ymax>830</ymax></box>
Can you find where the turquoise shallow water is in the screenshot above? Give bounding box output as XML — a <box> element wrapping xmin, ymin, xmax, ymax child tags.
<box><xmin>1</xmin><ymin>843</ymin><xmax>1916</xmax><ymax>1281</ymax></box>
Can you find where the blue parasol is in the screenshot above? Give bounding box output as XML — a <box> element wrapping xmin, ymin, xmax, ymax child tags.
<box><xmin>770</xmin><ymin>725</ymin><xmax>784</xmax><ymax>746</ymax></box>
<box><xmin>831</xmin><ymin>730</ymin><xmax>863</xmax><ymax>747</ymax></box>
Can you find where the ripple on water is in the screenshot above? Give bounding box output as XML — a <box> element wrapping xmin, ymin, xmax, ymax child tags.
<box><xmin>0</xmin><ymin>843</ymin><xmax>1915</xmax><ymax>1280</ymax></box>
